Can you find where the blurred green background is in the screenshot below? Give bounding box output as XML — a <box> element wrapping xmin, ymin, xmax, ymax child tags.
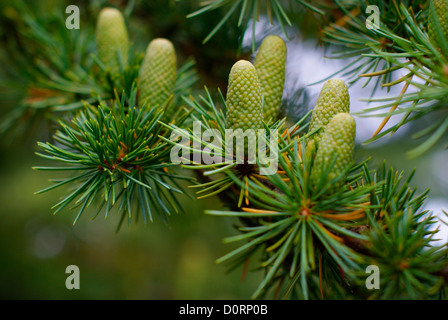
<box><xmin>0</xmin><ymin>0</ymin><xmax>447</xmax><ymax>299</ymax></box>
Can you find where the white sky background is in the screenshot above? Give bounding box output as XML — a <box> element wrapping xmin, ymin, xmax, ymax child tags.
<box><xmin>243</xmin><ymin>18</ymin><xmax>448</xmax><ymax>246</ymax></box>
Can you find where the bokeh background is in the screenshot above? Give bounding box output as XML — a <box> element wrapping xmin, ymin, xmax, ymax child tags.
<box><xmin>0</xmin><ymin>0</ymin><xmax>447</xmax><ymax>299</ymax></box>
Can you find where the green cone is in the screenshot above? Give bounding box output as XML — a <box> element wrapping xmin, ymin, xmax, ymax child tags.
<box><xmin>254</xmin><ymin>35</ymin><xmax>286</xmax><ymax>122</ymax></box>
<box><xmin>428</xmin><ymin>0</ymin><xmax>448</xmax><ymax>52</ymax></box>
<box><xmin>306</xmin><ymin>79</ymin><xmax>350</xmax><ymax>160</ymax></box>
<box><xmin>310</xmin><ymin>113</ymin><xmax>356</xmax><ymax>192</ymax></box>
<box><xmin>308</xmin><ymin>79</ymin><xmax>350</xmax><ymax>144</ymax></box>
<box><xmin>95</xmin><ymin>7</ymin><xmax>130</xmax><ymax>76</ymax></box>
<box><xmin>225</xmin><ymin>60</ymin><xmax>263</xmax><ymax>161</ymax></box>
<box><xmin>138</xmin><ymin>38</ymin><xmax>177</xmax><ymax>115</ymax></box>
<box><xmin>225</xmin><ymin>60</ymin><xmax>263</xmax><ymax>131</ymax></box>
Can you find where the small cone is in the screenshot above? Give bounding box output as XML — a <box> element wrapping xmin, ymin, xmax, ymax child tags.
<box><xmin>138</xmin><ymin>38</ymin><xmax>177</xmax><ymax>114</ymax></box>
<box><xmin>306</xmin><ymin>79</ymin><xmax>350</xmax><ymax>162</ymax></box>
<box><xmin>225</xmin><ymin>60</ymin><xmax>263</xmax><ymax>131</ymax></box>
<box><xmin>428</xmin><ymin>0</ymin><xmax>448</xmax><ymax>53</ymax></box>
<box><xmin>95</xmin><ymin>7</ymin><xmax>130</xmax><ymax>76</ymax></box>
<box><xmin>308</xmin><ymin>79</ymin><xmax>350</xmax><ymax>145</ymax></box>
<box><xmin>310</xmin><ymin>113</ymin><xmax>356</xmax><ymax>192</ymax></box>
<box><xmin>225</xmin><ymin>60</ymin><xmax>263</xmax><ymax>162</ymax></box>
<box><xmin>254</xmin><ymin>35</ymin><xmax>286</xmax><ymax>122</ymax></box>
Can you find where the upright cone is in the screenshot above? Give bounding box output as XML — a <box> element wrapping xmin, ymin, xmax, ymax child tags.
<box><xmin>95</xmin><ymin>7</ymin><xmax>130</xmax><ymax>75</ymax></box>
<box><xmin>310</xmin><ymin>113</ymin><xmax>356</xmax><ymax>192</ymax></box>
<box><xmin>225</xmin><ymin>60</ymin><xmax>263</xmax><ymax>162</ymax></box>
<box><xmin>225</xmin><ymin>60</ymin><xmax>263</xmax><ymax>131</ymax></box>
<box><xmin>138</xmin><ymin>38</ymin><xmax>177</xmax><ymax>114</ymax></box>
<box><xmin>254</xmin><ymin>35</ymin><xmax>286</xmax><ymax>122</ymax></box>
<box><xmin>428</xmin><ymin>0</ymin><xmax>448</xmax><ymax>53</ymax></box>
<box><xmin>308</xmin><ymin>79</ymin><xmax>350</xmax><ymax>145</ymax></box>
<box><xmin>306</xmin><ymin>79</ymin><xmax>350</xmax><ymax>160</ymax></box>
